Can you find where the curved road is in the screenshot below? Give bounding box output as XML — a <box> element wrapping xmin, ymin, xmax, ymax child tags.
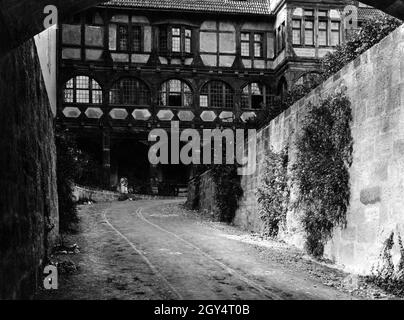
<box><xmin>39</xmin><ymin>199</ymin><xmax>356</xmax><ymax>300</ymax></box>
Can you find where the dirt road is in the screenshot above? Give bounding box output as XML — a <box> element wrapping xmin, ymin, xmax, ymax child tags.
<box><xmin>37</xmin><ymin>199</ymin><xmax>358</xmax><ymax>300</ymax></box>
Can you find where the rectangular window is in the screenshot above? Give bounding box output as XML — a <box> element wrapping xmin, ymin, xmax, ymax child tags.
<box><xmin>92</xmin><ymin>90</ymin><xmax>103</xmax><ymax>104</ymax></box>
<box><xmin>241</xmin><ymin>32</ymin><xmax>250</xmax><ymax>57</ymax></box>
<box><xmin>318</xmin><ymin>10</ymin><xmax>328</xmax><ymax>17</ymax></box>
<box><xmin>159</xmin><ymin>27</ymin><xmax>168</xmax><ymax>53</ymax></box>
<box><xmin>172</xmin><ymin>27</ymin><xmax>181</xmax><ymax>52</ymax></box>
<box><xmin>185</xmin><ymin>29</ymin><xmax>192</xmax><ymax>53</ymax></box>
<box><xmin>331</xmin><ymin>21</ymin><xmax>341</xmax><ymax>46</ymax></box>
<box><xmin>276</xmin><ymin>23</ymin><xmax>285</xmax><ymax>53</ymax></box>
<box><xmin>64</xmin><ymin>90</ymin><xmax>74</xmax><ymax>103</ymax></box>
<box><xmin>318</xmin><ymin>20</ymin><xmax>328</xmax><ymax>46</ymax></box>
<box><xmin>304</xmin><ymin>20</ymin><xmax>314</xmax><ymax>46</ymax></box>
<box><xmin>254</xmin><ymin>33</ymin><xmax>263</xmax><ymax>57</ymax></box>
<box><xmin>292</xmin><ymin>19</ymin><xmax>302</xmax><ymax>45</ymax></box>
<box><xmin>118</xmin><ymin>25</ymin><xmax>128</xmax><ymax>51</ymax></box>
<box><xmin>132</xmin><ymin>26</ymin><xmax>142</xmax><ymax>52</ymax></box>
<box><xmin>200</xmin><ymin>95</ymin><xmax>208</xmax><ymax>108</ymax></box>
<box><xmin>76</xmin><ymin>90</ymin><xmax>90</xmax><ymax>103</ymax></box>
<box><xmin>304</xmin><ymin>9</ymin><xmax>314</xmax><ymax>16</ymax></box>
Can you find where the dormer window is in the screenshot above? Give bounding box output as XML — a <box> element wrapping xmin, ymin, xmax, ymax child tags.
<box><xmin>159</xmin><ymin>26</ymin><xmax>193</xmax><ymax>55</ymax></box>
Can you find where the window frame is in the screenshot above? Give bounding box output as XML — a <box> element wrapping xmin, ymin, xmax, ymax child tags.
<box><xmin>276</xmin><ymin>22</ymin><xmax>286</xmax><ymax>54</ymax></box>
<box><xmin>330</xmin><ymin>21</ymin><xmax>341</xmax><ymax>46</ymax></box>
<box><xmin>159</xmin><ymin>25</ymin><xmax>193</xmax><ymax>56</ymax></box>
<box><xmin>240</xmin><ymin>31</ymin><xmax>265</xmax><ymax>58</ymax></box>
<box><xmin>292</xmin><ymin>8</ymin><xmax>342</xmax><ymax>48</ymax></box>
<box><xmin>318</xmin><ymin>19</ymin><xmax>328</xmax><ymax>47</ymax></box>
<box><xmin>292</xmin><ymin>19</ymin><xmax>302</xmax><ymax>45</ymax></box>
<box><xmin>159</xmin><ymin>79</ymin><xmax>193</xmax><ymax>108</ymax></box>
<box><xmin>200</xmin><ymin>81</ymin><xmax>234</xmax><ymax>109</ymax></box>
<box><xmin>114</xmin><ymin>22</ymin><xmax>144</xmax><ymax>53</ymax></box>
<box><xmin>304</xmin><ymin>16</ymin><xmax>315</xmax><ymax>46</ymax></box>
<box><xmin>63</xmin><ymin>76</ymin><xmax>103</xmax><ymax>105</ymax></box>
<box><xmin>109</xmin><ymin>78</ymin><xmax>151</xmax><ymax>106</ymax></box>
<box><xmin>241</xmin><ymin>82</ymin><xmax>275</xmax><ymax>110</ymax></box>
<box><xmin>241</xmin><ymin>32</ymin><xmax>251</xmax><ymax>57</ymax></box>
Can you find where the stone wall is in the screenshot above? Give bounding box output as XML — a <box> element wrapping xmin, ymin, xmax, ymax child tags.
<box><xmin>0</xmin><ymin>40</ymin><xmax>58</xmax><ymax>299</ymax></box>
<box><xmin>73</xmin><ymin>185</ymin><xmax>121</xmax><ymax>203</ymax></box>
<box><xmin>235</xmin><ymin>24</ymin><xmax>404</xmax><ymax>275</ymax></box>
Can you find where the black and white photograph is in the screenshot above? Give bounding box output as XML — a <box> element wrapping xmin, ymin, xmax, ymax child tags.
<box><xmin>1</xmin><ymin>0</ymin><xmax>404</xmax><ymax>310</ymax></box>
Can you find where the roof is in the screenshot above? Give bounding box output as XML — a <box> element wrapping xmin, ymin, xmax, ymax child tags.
<box><xmin>101</xmin><ymin>0</ymin><xmax>272</xmax><ymax>15</ymax></box>
<box><xmin>357</xmin><ymin>7</ymin><xmax>386</xmax><ymax>20</ymax></box>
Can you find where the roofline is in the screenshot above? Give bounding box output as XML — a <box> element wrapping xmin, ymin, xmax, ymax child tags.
<box><xmin>95</xmin><ymin>4</ymin><xmax>274</xmax><ymax>17</ymax></box>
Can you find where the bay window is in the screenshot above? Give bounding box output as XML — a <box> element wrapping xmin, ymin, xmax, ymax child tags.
<box><xmin>241</xmin><ymin>32</ymin><xmax>264</xmax><ymax>58</ymax></box>
<box><xmin>292</xmin><ymin>8</ymin><xmax>342</xmax><ymax>47</ymax></box>
<box><xmin>159</xmin><ymin>26</ymin><xmax>193</xmax><ymax>55</ymax></box>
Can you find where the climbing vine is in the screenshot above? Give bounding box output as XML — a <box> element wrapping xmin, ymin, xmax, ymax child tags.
<box><xmin>257</xmin><ymin>148</ymin><xmax>290</xmax><ymax>238</ymax></box>
<box><xmin>292</xmin><ymin>93</ymin><xmax>353</xmax><ymax>257</ymax></box>
<box><xmin>367</xmin><ymin>232</ymin><xmax>404</xmax><ymax>297</ymax></box>
<box><xmin>211</xmin><ymin>164</ymin><xmax>243</xmax><ymax>223</ymax></box>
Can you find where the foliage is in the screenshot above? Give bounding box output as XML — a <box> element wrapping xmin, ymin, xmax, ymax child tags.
<box><xmin>282</xmin><ymin>77</ymin><xmax>323</xmax><ymax>109</ymax></box>
<box><xmin>321</xmin><ymin>14</ymin><xmax>401</xmax><ymax>79</ymax></box>
<box><xmin>292</xmin><ymin>93</ymin><xmax>353</xmax><ymax>257</ymax></box>
<box><xmin>367</xmin><ymin>232</ymin><xmax>404</xmax><ymax>297</ymax></box>
<box><xmin>256</xmin><ymin>148</ymin><xmax>290</xmax><ymax>238</ymax></box>
<box><xmin>56</xmin><ymin>131</ymin><xmax>103</xmax><ymax>232</ymax></box>
<box><xmin>55</xmin><ymin>132</ymin><xmax>80</xmax><ymax>233</ymax></box>
<box><xmin>260</xmin><ymin>15</ymin><xmax>401</xmax><ymax>129</ymax></box>
<box><xmin>211</xmin><ymin>164</ymin><xmax>243</xmax><ymax>223</ymax></box>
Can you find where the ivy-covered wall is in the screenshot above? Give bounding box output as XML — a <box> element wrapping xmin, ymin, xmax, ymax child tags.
<box><xmin>235</xmin><ymin>24</ymin><xmax>404</xmax><ymax>275</ymax></box>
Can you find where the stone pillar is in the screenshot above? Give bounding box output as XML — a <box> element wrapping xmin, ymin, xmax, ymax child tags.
<box><xmin>102</xmin><ymin>130</ymin><xmax>111</xmax><ymax>189</ymax></box>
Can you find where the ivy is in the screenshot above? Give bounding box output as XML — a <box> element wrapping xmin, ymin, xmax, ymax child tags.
<box><xmin>211</xmin><ymin>164</ymin><xmax>243</xmax><ymax>223</ymax></box>
<box><xmin>292</xmin><ymin>93</ymin><xmax>353</xmax><ymax>257</ymax></box>
<box><xmin>254</xmin><ymin>15</ymin><xmax>401</xmax><ymax>130</ymax></box>
<box><xmin>367</xmin><ymin>232</ymin><xmax>404</xmax><ymax>297</ymax></box>
<box><xmin>256</xmin><ymin>148</ymin><xmax>290</xmax><ymax>238</ymax></box>
<box><xmin>321</xmin><ymin>14</ymin><xmax>401</xmax><ymax>80</ymax></box>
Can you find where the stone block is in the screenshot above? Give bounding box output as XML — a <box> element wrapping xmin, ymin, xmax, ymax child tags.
<box><xmin>375</xmin><ymin>133</ymin><xmax>393</xmax><ymax>157</ymax></box>
<box><xmin>360</xmin><ymin>187</ymin><xmax>381</xmax><ymax>205</ymax></box>
<box><xmin>372</xmin><ymin>161</ymin><xmax>388</xmax><ymax>182</ymax></box>
<box><xmin>393</xmin><ymin>139</ymin><xmax>404</xmax><ymax>158</ymax></box>
<box><xmin>357</xmin><ymin>223</ymin><xmax>378</xmax><ymax>244</ymax></box>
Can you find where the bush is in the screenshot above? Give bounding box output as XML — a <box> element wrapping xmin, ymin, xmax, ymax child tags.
<box><xmin>211</xmin><ymin>165</ymin><xmax>243</xmax><ymax>223</ymax></box>
<box><xmin>257</xmin><ymin>148</ymin><xmax>290</xmax><ymax>238</ymax></box>
<box><xmin>367</xmin><ymin>232</ymin><xmax>404</xmax><ymax>297</ymax></box>
<box><xmin>55</xmin><ymin>133</ymin><xmax>80</xmax><ymax>233</ymax></box>
<box><xmin>292</xmin><ymin>93</ymin><xmax>353</xmax><ymax>257</ymax></box>
<box><xmin>258</xmin><ymin>15</ymin><xmax>402</xmax><ymax>130</ymax></box>
<box><xmin>56</xmin><ymin>132</ymin><xmax>103</xmax><ymax>232</ymax></box>
<box><xmin>321</xmin><ymin>15</ymin><xmax>401</xmax><ymax>79</ymax></box>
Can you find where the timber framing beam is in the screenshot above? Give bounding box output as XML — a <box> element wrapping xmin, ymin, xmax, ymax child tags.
<box><xmin>0</xmin><ymin>0</ymin><xmax>108</xmax><ymax>57</ymax></box>
<box><xmin>0</xmin><ymin>0</ymin><xmax>403</xmax><ymax>58</ymax></box>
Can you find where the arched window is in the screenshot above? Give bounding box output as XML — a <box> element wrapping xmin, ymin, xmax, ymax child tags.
<box><xmin>63</xmin><ymin>76</ymin><xmax>102</xmax><ymax>104</ymax></box>
<box><xmin>241</xmin><ymin>83</ymin><xmax>274</xmax><ymax>109</ymax></box>
<box><xmin>200</xmin><ymin>81</ymin><xmax>233</xmax><ymax>109</ymax></box>
<box><xmin>109</xmin><ymin>78</ymin><xmax>150</xmax><ymax>106</ymax></box>
<box><xmin>159</xmin><ymin>79</ymin><xmax>193</xmax><ymax>108</ymax></box>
